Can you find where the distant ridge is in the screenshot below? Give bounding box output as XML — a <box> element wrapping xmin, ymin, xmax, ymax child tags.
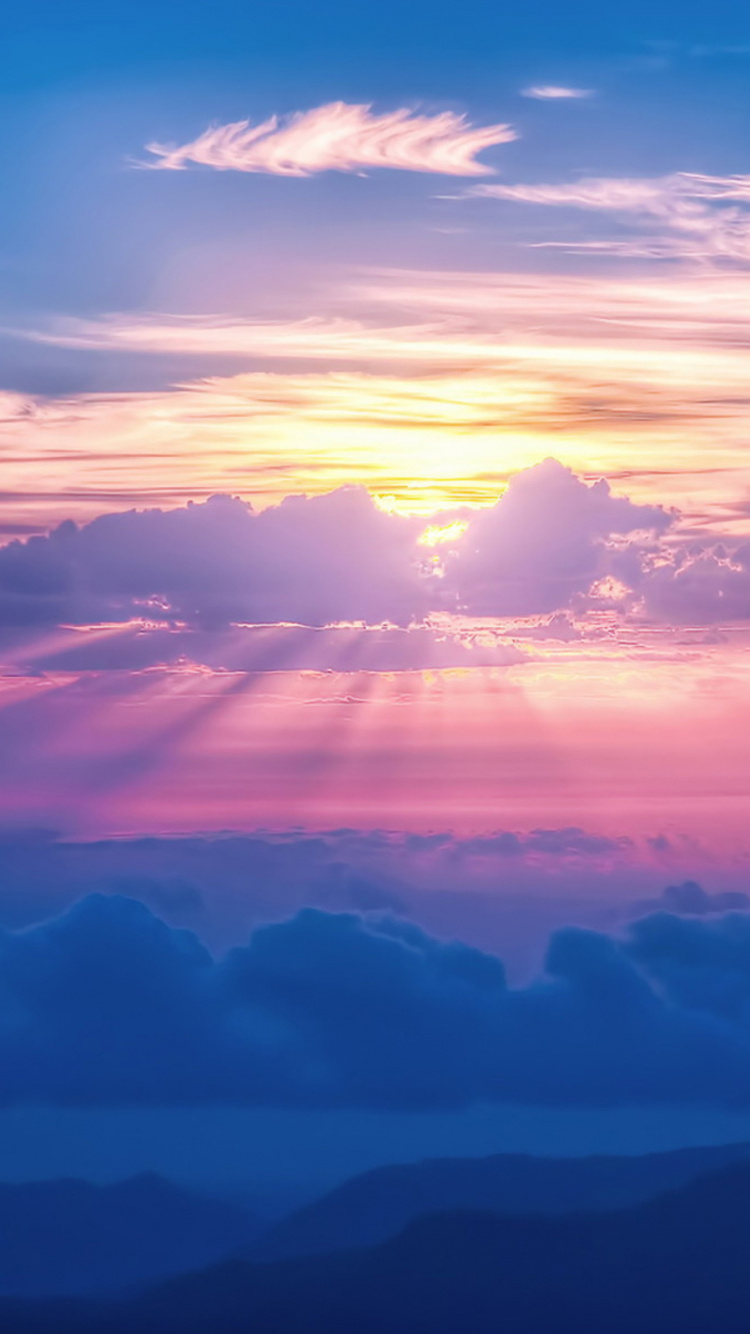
<box><xmin>0</xmin><ymin>1173</ymin><xmax>262</xmax><ymax>1296</ymax></box>
<box><xmin>252</xmin><ymin>1139</ymin><xmax>750</xmax><ymax>1260</ymax></box>
<box><xmin>7</xmin><ymin>1153</ymin><xmax>750</xmax><ymax>1331</ymax></box>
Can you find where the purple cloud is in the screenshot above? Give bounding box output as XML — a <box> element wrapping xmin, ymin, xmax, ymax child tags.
<box><xmin>637</xmin><ymin>543</ymin><xmax>750</xmax><ymax>623</ymax></box>
<box><xmin>444</xmin><ymin>458</ymin><xmax>671</xmax><ymax>616</ymax></box>
<box><xmin>15</xmin><ymin>461</ymin><xmax>750</xmax><ymax>637</ymax></box>
<box><xmin>0</xmin><ymin>488</ymin><xmax>424</xmax><ymax>630</ymax></box>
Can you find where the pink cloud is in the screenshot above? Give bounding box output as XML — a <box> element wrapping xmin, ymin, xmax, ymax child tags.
<box><xmin>143</xmin><ymin>102</ymin><xmax>516</xmax><ymax>177</ymax></box>
<box><xmin>7</xmin><ymin>262</ymin><xmax>750</xmax><ymax>535</ymax></box>
<box><xmin>468</xmin><ymin>173</ymin><xmax>750</xmax><ymax>263</ymax></box>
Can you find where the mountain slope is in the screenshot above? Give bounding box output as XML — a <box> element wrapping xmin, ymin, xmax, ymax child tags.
<box><xmin>0</xmin><ymin>1174</ymin><xmax>262</xmax><ymax>1296</ymax></box>
<box><xmin>7</xmin><ymin>1160</ymin><xmax>750</xmax><ymax>1333</ymax></box>
<box><xmin>252</xmin><ymin>1139</ymin><xmax>750</xmax><ymax>1260</ymax></box>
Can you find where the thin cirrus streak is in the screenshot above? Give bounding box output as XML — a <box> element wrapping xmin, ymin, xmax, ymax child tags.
<box><xmin>142</xmin><ymin>101</ymin><xmax>516</xmax><ymax>176</ymax></box>
<box><xmin>467</xmin><ymin>172</ymin><xmax>750</xmax><ymax>261</ymax></box>
<box><xmin>7</xmin><ymin>263</ymin><xmax>750</xmax><ymax>529</ymax></box>
<box><xmin>28</xmin><ymin>264</ymin><xmax>750</xmax><ymax>352</ymax></box>
<box><xmin>521</xmin><ymin>86</ymin><xmax>594</xmax><ymax>99</ymax></box>
<box><xmin>0</xmin><ymin>370</ymin><xmax>748</xmax><ymax>535</ymax></box>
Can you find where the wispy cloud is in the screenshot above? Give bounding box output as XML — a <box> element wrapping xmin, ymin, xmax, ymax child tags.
<box><xmin>468</xmin><ymin>172</ymin><xmax>750</xmax><ymax>262</ymax></box>
<box><xmin>7</xmin><ymin>262</ymin><xmax>750</xmax><ymax>530</ymax></box>
<box><xmin>143</xmin><ymin>101</ymin><xmax>516</xmax><ymax>177</ymax></box>
<box><xmin>521</xmin><ymin>86</ymin><xmax>594</xmax><ymax>99</ymax></box>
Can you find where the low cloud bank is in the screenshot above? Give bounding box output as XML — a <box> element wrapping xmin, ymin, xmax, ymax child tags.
<box><xmin>1</xmin><ymin>459</ymin><xmax>700</xmax><ymax>634</ymax></box>
<box><xmin>2</xmin><ymin>895</ymin><xmax>750</xmax><ymax>1109</ymax></box>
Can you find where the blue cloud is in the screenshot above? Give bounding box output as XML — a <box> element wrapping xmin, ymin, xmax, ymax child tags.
<box><xmin>2</xmin><ymin>895</ymin><xmax>750</xmax><ymax>1110</ymax></box>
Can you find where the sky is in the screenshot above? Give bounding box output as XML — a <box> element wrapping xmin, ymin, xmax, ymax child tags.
<box><xmin>2</xmin><ymin>0</ymin><xmax>750</xmax><ymax>1183</ymax></box>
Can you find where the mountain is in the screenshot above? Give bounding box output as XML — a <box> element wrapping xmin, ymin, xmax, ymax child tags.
<box><xmin>0</xmin><ymin>1174</ymin><xmax>262</xmax><ymax>1296</ymax></box>
<box><xmin>252</xmin><ymin>1140</ymin><xmax>750</xmax><ymax>1260</ymax></box>
<box><xmin>7</xmin><ymin>1159</ymin><xmax>750</xmax><ymax>1332</ymax></box>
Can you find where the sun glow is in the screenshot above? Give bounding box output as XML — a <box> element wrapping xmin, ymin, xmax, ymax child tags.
<box><xmin>418</xmin><ymin>520</ymin><xmax>469</xmax><ymax>547</ymax></box>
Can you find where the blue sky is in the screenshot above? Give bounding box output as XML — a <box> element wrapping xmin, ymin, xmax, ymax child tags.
<box><xmin>3</xmin><ymin>0</ymin><xmax>750</xmax><ymax>357</ymax></box>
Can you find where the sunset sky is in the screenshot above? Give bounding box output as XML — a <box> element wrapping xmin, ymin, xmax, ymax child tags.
<box><xmin>2</xmin><ymin>0</ymin><xmax>750</xmax><ymax>1184</ymax></box>
<box><xmin>2</xmin><ymin>0</ymin><xmax>750</xmax><ymax>864</ymax></box>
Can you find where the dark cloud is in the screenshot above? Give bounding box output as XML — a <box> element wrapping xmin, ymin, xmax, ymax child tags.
<box><xmin>639</xmin><ymin>880</ymin><xmax>750</xmax><ymax>916</ymax></box>
<box><xmin>0</xmin><ymin>826</ymin><xmax>661</xmax><ymax>978</ymax></box>
<box><xmin>3</xmin><ymin>895</ymin><xmax>750</xmax><ymax>1109</ymax></box>
<box><xmin>626</xmin><ymin>911</ymin><xmax>750</xmax><ymax>1023</ymax></box>
<box><xmin>446</xmin><ymin>827</ymin><xmax>632</xmax><ymax>858</ymax></box>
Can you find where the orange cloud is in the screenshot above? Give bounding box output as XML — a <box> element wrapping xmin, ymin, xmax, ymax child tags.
<box><xmin>6</xmin><ymin>265</ymin><xmax>750</xmax><ymax>531</ymax></box>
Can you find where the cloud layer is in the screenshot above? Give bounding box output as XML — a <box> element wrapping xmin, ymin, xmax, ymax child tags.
<box><xmin>0</xmin><ymin>461</ymin><xmax>675</xmax><ymax>631</ymax></box>
<box><xmin>144</xmin><ymin>102</ymin><xmax>516</xmax><ymax>176</ymax></box>
<box><xmin>4</xmin><ymin>894</ymin><xmax>750</xmax><ymax>1109</ymax></box>
<box><xmin>8</xmin><ymin>262</ymin><xmax>750</xmax><ymax>537</ymax></box>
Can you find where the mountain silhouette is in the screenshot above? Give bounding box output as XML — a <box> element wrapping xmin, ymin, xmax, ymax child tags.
<box><xmin>252</xmin><ymin>1140</ymin><xmax>750</xmax><ymax>1260</ymax></box>
<box><xmin>6</xmin><ymin>1158</ymin><xmax>750</xmax><ymax>1331</ymax></box>
<box><xmin>0</xmin><ymin>1174</ymin><xmax>262</xmax><ymax>1296</ymax></box>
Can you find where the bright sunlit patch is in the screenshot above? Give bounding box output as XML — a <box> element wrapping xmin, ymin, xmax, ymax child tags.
<box><xmin>418</xmin><ymin>520</ymin><xmax>469</xmax><ymax>547</ymax></box>
<box><xmin>373</xmin><ymin>494</ymin><xmax>402</xmax><ymax>514</ymax></box>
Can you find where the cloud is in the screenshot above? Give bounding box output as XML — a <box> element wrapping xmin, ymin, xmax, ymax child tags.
<box><xmin>143</xmin><ymin>102</ymin><xmax>516</xmax><ymax>177</ymax></box>
<box><xmin>625</xmin><ymin>911</ymin><xmax>750</xmax><ymax>1024</ymax></box>
<box><xmin>9</xmin><ymin>262</ymin><xmax>750</xmax><ymax>538</ymax></box>
<box><xmin>521</xmin><ymin>86</ymin><xmax>594</xmax><ymax>99</ymax></box>
<box><xmin>0</xmin><ymin>488</ymin><xmax>426</xmax><ymax>630</ymax></box>
<box><xmin>5</xmin><ymin>895</ymin><xmax>750</xmax><ymax>1108</ymax></box>
<box><xmin>638</xmin><ymin>881</ymin><xmax>750</xmax><ymax>916</ymax></box>
<box><xmin>444</xmin><ymin>458</ymin><xmax>671</xmax><ymax>616</ymax></box>
<box><xmin>0</xmin><ymin>463</ymin><xmax>675</xmax><ymax>631</ymax></box>
<box><xmin>635</xmin><ymin>542</ymin><xmax>750</xmax><ymax>624</ymax></box>
<box><xmin>0</xmin><ymin>826</ymin><xmax>659</xmax><ymax>970</ymax></box>
<box><xmin>468</xmin><ymin>172</ymin><xmax>750</xmax><ymax>263</ymax></box>
<box><xmin>9</xmin><ymin>623</ymin><xmax>526</xmax><ymax>674</ymax></box>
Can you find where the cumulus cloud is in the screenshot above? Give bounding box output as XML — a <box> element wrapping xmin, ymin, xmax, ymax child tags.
<box><xmin>625</xmin><ymin>911</ymin><xmax>750</xmax><ymax>1023</ymax></box>
<box><xmin>636</xmin><ymin>542</ymin><xmax>750</xmax><ymax>624</ymax></box>
<box><xmin>4</xmin><ymin>895</ymin><xmax>750</xmax><ymax>1108</ymax></box>
<box><xmin>0</xmin><ymin>463</ymin><xmax>674</xmax><ymax>632</ymax></box>
<box><xmin>521</xmin><ymin>86</ymin><xmax>594</xmax><ymax>99</ymax></box>
<box><xmin>468</xmin><ymin>172</ymin><xmax>750</xmax><ymax>262</ymax></box>
<box><xmin>0</xmin><ymin>826</ymin><xmax>653</xmax><ymax>970</ymax></box>
<box><xmin>143</xmin><ymin>102</ymin><xmax>515</xmax><ymax>177</ymax></box>
<box><xmin>0</xmin><ymin>488</ymin><xmax>425</xmax><ymax>630</ymax></box>
<box><xmin>8</xmin><ymin>462</ymin><xmax>745</xmax><ymax>635</ymax></box>
<box><xmin>443</xmin><ymin>458</ymin><xmax>671</xmax><ymax>616</ymax></box>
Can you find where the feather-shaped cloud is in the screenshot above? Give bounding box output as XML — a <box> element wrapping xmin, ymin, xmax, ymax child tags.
<box><xmin>143</xmin><ymin>101</ymin><xmax>516</xmax><ymax>176</ymax></box>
